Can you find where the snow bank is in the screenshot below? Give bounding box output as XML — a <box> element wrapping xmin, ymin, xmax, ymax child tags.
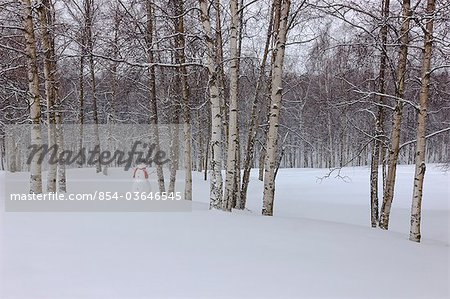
<box><xmin>0</xmin><ymin>165</ymin><xmax>448</xmax><ymax>298</ymax></box>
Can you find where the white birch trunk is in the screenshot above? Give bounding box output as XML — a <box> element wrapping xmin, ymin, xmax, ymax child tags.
<box><xmin>168</xmin><ymin>119</ymin><xmax>180</xmax><ymax>194</ymax></box>
<box><xmin>262</xmin><ymin>0</ymin><xmax>290</xmax><ymax>216</ymax></box>
<box><xmin>22</xmin><ymin>0</ymin><xmax>43</xmax><ymax>194</ymax></box>
<box><xmin>78</xmin><ymin>32</ymin><xmax>85</xmax><ymax>167</ymax></box>
<box><xmin>223</xmin><ymin>0</ymin><xmax>240</xmax><ymax>211</ymax></box>
<box><xmin>174</xmin><ymin>0</ymin><xmax>192</xmax><ymax>200</ymax></box>
<box><xmin>370</xmin><ymin>0</ymin><xmax>390</xmax><ymax>228</ymax></box>
<box><xmin>214</xmin><ymin>0</ymin><xmax>228</xmax><ymax>147</ymax></box>
<box><xmin>146</xmin><ymin>1</ymin><xmax>166</xmax><ymax>192</ymax></box>
<box><xmin>409</xmin><ymin>0</ymin><xmax>435</xmax><ymax>243</ymax></box>
<box><xmin>379</xmin><ymin>0</ymin><xmax>411</xmax><ymax>230</ymax></box>
<box><xmin>37</xmin><ymin>0</ymin><xmax>57</xmax><ymax>192</ymax></box>
<box><xmin>56</xmin><ymin>108</ymin><xmax>66</xmax><ymax>192</ymax></box>
<box><xmin>199</xmin><ymin>0</ymin><xmax>223</xmax><ymax>209</ymax></box>
<box><xmin>239</xmin><ymin>1</ymin><xmax>274</xmax><ymax>210</ymax></box>
<box><xmin>85</xmin><ymin>0</ymin><xmax>101</xmax><ymax>173</ymax></box>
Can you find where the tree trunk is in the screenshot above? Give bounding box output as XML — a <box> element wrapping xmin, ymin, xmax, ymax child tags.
<box><xmin>168</xmin><ymin>115</ymin><xmax>180</xmax><ymax>194</ymax></box>
<box><xmin>370</xmin><ymin>0</ymin><xmax>390</xmax><ymax>228</ymax></box>
<box><xmin>199</xmin><ymin>0</ymin><xmax>224</xmax><ymax>209</ymax></box>
<box><xmin>199</xmin><ymin>134</ymin><xmax>204</xmax><ymax>172</ymax></box>
<box><xmin>214</xmin><ymin>0</ymin><xmax>228</xmax><ymax>146</ymax></box>
<box><xmin>204</xmin><ymin>136</ymin><xmax>210</xmax><ymax>181</ymax></box>
<box><xmin>223</xmin><ymin>0</ymin><xmax>240</xmax><ymax>211</ymax></box>
<box><xmin>38</xmin><ymin>0</ymin><xmax>66</xmax><ymax>192</ymax></box>
<box><xmin>379</xmin><ymin>0</ymin><xmax>411</xmax><ymax>230</ymax></box>
<box><xmin>232</xmin><ymin>0</ymin><xmax>245</xmax><ymax>209</ymax></box>
<box><xmin>0</xmin><ymin>137</ymin><xmax>5</xmax><ymax>171</ymax></box>
<box><xmin>78</xmin><ymin>29</ymin><xmax>85</xmax><ymax>167</ymax></box>
<box><xmin>258</xmin><ymin>143</ymin><xmax>266</xmax><ymax>181</ymax></box>
<box><xmin>84</xmin><ymin>0</ymin><xmax>101</xmax><ymax>173</ymax></box>
<box><xmin>37</xmin><ymin>0</ymin><xmax>57</xmax><ymax>192</ymax></box>
<box><xmin>262</xmin><ymin>0</ymin><xmax>290</xmax><ymax>216</ymax></box>
<box><xmin>198</xmin><ymin>110</ymin><xmax>204</xmax><ymax>173</ymax></box>
<box><xmin>239</xmin><ymin>1</ymin><xmax>274</xmax><ymax>210</ymax></box>
<box><xmin>409</xmin><ymin>0</ymin><xmax>435</xmax><ymax>243</ymax></box>
<box><xmin>8</xmin><ymin>135</ymin><xmax>17</xmax><ymax>173</ymax></box>
<box><xmin>103</xmin><ymin>6</ymin><xmax>120</xmax><ymax>176</ymax></box>
<box><xmin>55</xmin><ymin>103</ymin><xmax>66</xmax><ymax>192</ymax></box>
<box><xmin>174</xmin><ymin>0</ymin><xmax>192</xmax><ymax>200</ymax></box>
<box><xmin>22</xmin><ymin>0</ymin><xmax>43</xmax><ymax>194</ymax></box>
<box><xmin>145</xmin><ymin>1</ymin><xmax>166</xmax><ymax>192</ymax></box>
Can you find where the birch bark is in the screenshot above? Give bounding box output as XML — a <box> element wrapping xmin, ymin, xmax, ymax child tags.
<box><xmin>224</xmin><ymin>0</ymin><xmax>240</xmax><ymax>211</ymax></box>
<box><xmin>370</xmin><ymin>0</ymin><xmax>390</xmax><ymax>227</ymax></box>
<box><xmin>23</xmin><ymin>0</ymin><xmax>43</xmax><ymax>193</ymax></box>
<box><xmin>379</xmin><ymin>0</ymin><xmax>411</xmax><ymax>230</ymax></box>
<box><xmin>37</xmin><ymin>0</ymin><xmax>57</xmax><ymax>192</ymax></box>
<box><xmin>409</xmin><ymin>0</ymin><xmax>435</xmax><ymax>243</ymax></box>
<box><xmin>199</xmin><ymin>0</ymin><xmax>223</xmax><ymax>209</ymax></box>
<box><xmin>77</xmin><ymin>29</ymin><xmax>85</xmax><ymax>167</ymax></box>
<box><xmin>84</xmin><ymin>0</ymin><xmax>101</xmax><ymax>173</ymax></box>
<box><xmin>262</xmin><ymin>0</ymin><xmax>290</xmax><ymax>216</ymax></box>
<box><xmin>145</xmin><ymin>1</ymin><xmax>166</xmax><ymax>192</ymax></box>
<box><xmin>174</xmin><ymin>0</ymin><xmax>193</xmax><ymax>200</ymax></box>
<box><xmin>239</xmin><ymin>2</ymin><xmax>274</xmax><ymax>209</ymax></box>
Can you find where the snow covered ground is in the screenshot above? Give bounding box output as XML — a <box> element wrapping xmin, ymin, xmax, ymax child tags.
<box><xmin>0</xmin><ymin>165</ymin><xmax>449</xmax><ymax>298</ymax></box>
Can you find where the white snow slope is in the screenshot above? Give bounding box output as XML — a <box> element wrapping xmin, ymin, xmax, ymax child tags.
<box><xmin>0</xmin><ymin>165</ymin><xmax>449</xmax><ymax>299</ymax></box>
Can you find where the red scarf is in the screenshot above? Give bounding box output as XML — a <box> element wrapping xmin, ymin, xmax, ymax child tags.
<box><xmin>133</xmin><ymin>167</ymin><xmax>149</xmax><ymax>179</ymax></box>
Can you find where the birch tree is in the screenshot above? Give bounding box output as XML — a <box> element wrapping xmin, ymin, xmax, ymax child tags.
<box><xmin>369</xmin><ymin>0</ymin><xmax>390</xmax><ymax>228</ymax></box>
<box><xmin>223</xmin><ymin>0</ymin><xmax>240</xmax><ymax>211</ymax></box>
<box><xmin>84</xmin><ymin>0</ymin><xmax>101</xmax><ymax>173</ymax></box>
<box><xmin>239</xmin><ymin>2</ymin><xmax>274</xmax><ymax>210</ymax></box>
<box><xmin>37</xmin><ymin>0</ymin><xmax>66</xmax><ymax>192</ymax></box>
<box><xmin>168</xmin><ymin>113</ymin><xmax>180</xmax><ymax>194</ymax></box>
<box><xmin>409</xmin><ymin>0</ymin><xmax>436</xmax><ymax>243</ymax></box>
<box><xmin>37</xmin><ymin>0</ymin><xmax>57</xmax><ymax>192</ymax></box>
<box><xmin>262</xmin><ymin>0</ymin><xmax>291</xmax><ymax>216</ymax></box>
<box><xmin>77</xmin><ymin>25</ymin><xmax>86</xmax><ymax>167</ymax></box>
<box><xmin>199</xmin><ymin>0</ymin><xmax>224</xmax><ymax>209</ymax></box>
<box><xmin>214</xmin><ymin>0</ymin><xmax>228</xmax><ymax>145</ymax></box>
<box><xmin>55</xmin><ymin>101</ymin><xmax>66</xmax><ymax>192</ymax></box>
<box><xmin>145</xmin><ymin>0</ymin><xmax>166</xmax><ymax>192</ymax></box>
<box><xmin>174</xmin><ymin>0</ymin><xmax>193</xmax><ymax>201</ymax></box>
<box><xmin>22</xmin><ymin>0</ymin><xmax>43</xmax><ymax>194</ymax></box>
<box><xmin>379</xmin><ymin>0</ymin><xmax>412</xmax><ymax>230</ymax></box>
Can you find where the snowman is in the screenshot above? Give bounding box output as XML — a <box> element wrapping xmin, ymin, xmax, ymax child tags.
<box><xmin>131</xmin><ymin>161</ymin><xmax>152</xmax><ymax>194</ymax></box>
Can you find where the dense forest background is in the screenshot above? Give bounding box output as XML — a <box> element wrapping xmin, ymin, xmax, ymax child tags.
<box><xmin>1</xmin><ymin>0</ymin><xmax>448</xmax><ymax>170</ymax></box>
